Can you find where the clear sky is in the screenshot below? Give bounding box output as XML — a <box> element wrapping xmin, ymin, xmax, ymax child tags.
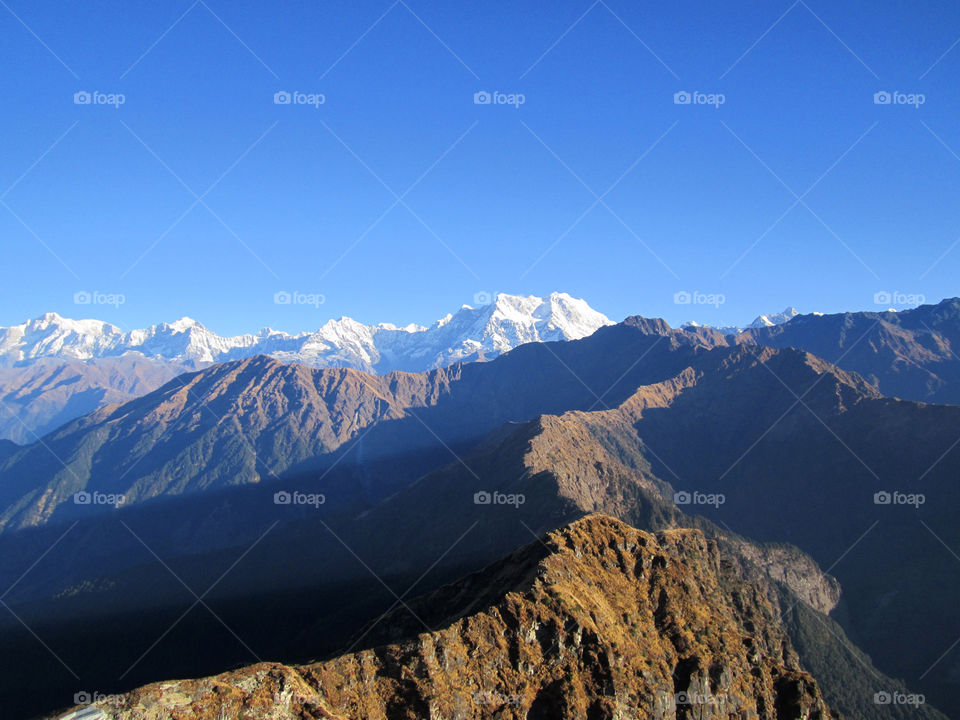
<box><xmin>1</xmin><ymin>0</ymin><xmax>959</xmax><ymax>334</ymax></box>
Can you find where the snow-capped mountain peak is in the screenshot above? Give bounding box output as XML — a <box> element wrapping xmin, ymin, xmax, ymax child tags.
<box><xmin>748</xmin><ymin>307</ymin><xmax>800</xmax><ymax>329</ymax></box>
<box><xmin>0</xmin><ymin>293</ymin><xmax>612</xmax><ymax>373</ymax></box>
<box><xmin>167</xmin><ymin>316</ymin><xmax>202</xmax><ymax>332</ymax></box>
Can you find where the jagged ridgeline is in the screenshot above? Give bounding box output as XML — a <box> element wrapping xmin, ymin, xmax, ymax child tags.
<box><xmin>49</xmin><ymin>516</ymin><xmax>840</xmax><ymax>720</ymax></box>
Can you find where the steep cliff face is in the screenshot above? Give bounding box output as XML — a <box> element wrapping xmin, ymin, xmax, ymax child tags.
<box><xmin>56</xmin><ymin>516</ymin><xmax>834</xmax><ymax>720</ymax></box>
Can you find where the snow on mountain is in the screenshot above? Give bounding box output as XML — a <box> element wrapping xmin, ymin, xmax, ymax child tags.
<box><xmin>682</xmin><ymin>320</ymin><xmax>744</xmax><ymax>336</ymax></box>
<box><xmin>682</xmin><ymin>307</ymin><xmax>804</xmax><ymax>336</ymax></box>
<box><xmin>747</xmin><ymin>307</ymin><xmax>800</xmax><ymax>329</ymax></box>
<box><xmin>0</xmin><ymin>293</ymin><xmax>612</xmax><ymax>373</ymax></box>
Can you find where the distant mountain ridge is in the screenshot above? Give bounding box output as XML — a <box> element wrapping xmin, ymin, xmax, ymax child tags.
<box><xmin>0</xmin><ymin>292</ymin><xmax>611</xmax><ymax>372</ymax></box>
<box><xmin>737</xmin><ymin>297</ymin><xmax>960</xmax><ymax>403</ymax></box>
<box><xmin>10</xmin><ymin>297</ymin><xmax>959</xmax><ymax>447</ymax></box>
<box><xmin>683</xmin><ymin>306</ymin><xmax>803</xmax><ymax>335</ymax></box>
<box><xmin>0</xmin><ymin>357</ymin><xmax>190</xmax><ymax>444</ymax></box>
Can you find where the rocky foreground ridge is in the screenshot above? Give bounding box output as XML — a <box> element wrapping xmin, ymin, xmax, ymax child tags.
<box><xmin>53</xmin><ymin>516</ymin><xmax>833</xmax><ymax>720</ymax></box>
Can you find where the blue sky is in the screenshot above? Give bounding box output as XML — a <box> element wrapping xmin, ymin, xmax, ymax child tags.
<box><xmin>1</xmin><ymin>0</ymin><xmax>959</xmax><ymax>334</ymax></box>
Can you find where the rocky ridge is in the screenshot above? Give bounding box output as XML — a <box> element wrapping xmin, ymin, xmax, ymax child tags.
<box><xmin>51</xmin><ymin>516</ymin><xmax>835</xmax><ymax>720</ymax></box>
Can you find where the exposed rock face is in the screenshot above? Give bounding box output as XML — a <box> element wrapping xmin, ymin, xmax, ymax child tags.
<box><xmin>724</xmin><ymin>539</ymin><xmax>841</xmax><ymax>615</ymax></box>
<box><xmin>57</xmin><ymin>516</ymin><xmax>834</xmax><ymax>720</ymax></box>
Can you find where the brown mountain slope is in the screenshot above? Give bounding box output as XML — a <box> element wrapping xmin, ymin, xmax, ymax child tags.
<box><xmin>0</xmin><ymin>357</ymin><xmax>444</xmax><ymax>531</ymax></box>
<box><xmin>51</xmin><ymin>516</ymin><xmax>835</xmax><ymax>720</ymax></box>
<box><xmin>738</xmin><ymin>297</ymin><xmax>960</xmax><ymax>403</ymax></box>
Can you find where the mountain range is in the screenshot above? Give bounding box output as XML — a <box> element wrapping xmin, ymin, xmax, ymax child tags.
<box><xmin>0</xmin><ymin>296</ymin><xmax>860</xmax><ymax>445</ymax></box>
<box><xmin>0</xmin><ymin>293</ymin><xmax>610</xmax><ymax>443</ymax></box>
<box><xmin>5</xmin><ymin>304</ymin><xmax>959</xmax><ymax>719</ymax></box>
<box><xmin>0</xmin><ymin>293</ymin><xmax>610</xmax><ymax>371</ymax></box>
